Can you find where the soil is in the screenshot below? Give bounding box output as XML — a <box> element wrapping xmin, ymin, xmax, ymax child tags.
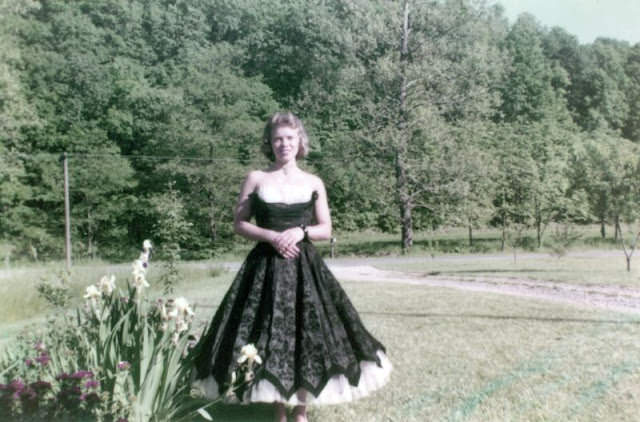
<box><xmin>331</xmin><ymin>264</ymin><xmax>640</xmax><ymax>315</ymax></box>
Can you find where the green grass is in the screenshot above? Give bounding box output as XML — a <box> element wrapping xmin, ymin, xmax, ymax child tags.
<box><xmin>3</xmin><ymin>240</ymin><xmax>640</xmax><ymax>421</ymax></box>
<box><xmin>376</xmin><ymin>252</ymin><xmax>640</xmax><ymax>287</ymax></box>
<box><xmin>307</xmin><ymin>281</ymin><xmax>640</xmax><ymax>422</ymax></box>
<box><xmin>0</xmin><ymin>260</ymin><xmax>231</xmax><ymax>341</ymax></box>
<box><xmin>315</xmin><ymin>224</ymin><xmax>622</xmax><ymax>257</ymax></box>
<box><xmin>180</xmin><ymin>280</ymin><xmax>640</xmax><ymax>422</ymax></box>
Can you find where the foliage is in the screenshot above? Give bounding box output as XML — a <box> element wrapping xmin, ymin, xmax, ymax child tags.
<box><xmin>151</xmin><ymin>182</ymin><xmax>192</xmax><ymax>293</ymax></box>
<box><xmin>569</xmin><ymin>133</ymin><xmax>640</xmax><ymax>235</ymax></box>
<box><xmin>548</xmin><ymin>223</ymin><xmax>583</xmax><ymax>258</ymax></box>
<box><xmin>1</xmin><ymin>0</ymin><xmax>639</xmax><ymax>257</ymax></box>
<box><xmin>36</xmin><ymin>270</ymin><xmax>72</xmax><ymax>308</ymax></box>
<box><xmin>0</xmin><ymin>241</ymin><xmax>210</xmax><ymax>421</ymax></box>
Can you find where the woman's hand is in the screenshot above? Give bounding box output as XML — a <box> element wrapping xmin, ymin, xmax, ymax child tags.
<box><xmin>270</xmin><ymin>227</ymin><xmax>305</xmax><ymax>259</ymax></box>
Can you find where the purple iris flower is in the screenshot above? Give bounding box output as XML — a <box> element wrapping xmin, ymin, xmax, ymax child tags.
<box><xmin>35</xmin><ymin>353</ymin><xmax>50</xmax><ymax>366</ymax></box>
<box><xmin>84</xmin><ymin>380</ymin><xmax>100</xmax><ymax>389</ymax></box>
<box><xmin>117</xmin><ymin>361</ymin><xmax>131</xmax><ymax>370</ymax></box>
<box><xmin>71</xmin><ymin>370</ymin><xmax>94</xmax><ymax>379</ymax></box>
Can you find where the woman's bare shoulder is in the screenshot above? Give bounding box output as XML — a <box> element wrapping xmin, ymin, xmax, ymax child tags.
<box><xmin>300</xmin><ymin>171</ymin><xmax>325</xmax><ymax>191</ymax></box>
<box><xmin>246</xmin><ymin>169</ymin><xmax>272</xmax><ymax>182</ymax></box>
<box><xmin>247</xmin><ymin>169</ymin><xmax>268</xmax><ymax>178</ymax></box>
<box><xmin>241</xmin><ymin>170</ymin><xmax>267</xmax><ymax>193</ymax></box>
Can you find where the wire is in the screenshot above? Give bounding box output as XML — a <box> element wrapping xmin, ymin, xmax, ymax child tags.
<box><xmin>18</xmin><ymin>150</ymin><xmax>440</xmax><ymax>167</ymax></box>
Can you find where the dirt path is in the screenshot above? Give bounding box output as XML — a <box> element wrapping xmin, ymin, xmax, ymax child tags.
<box><xmin>331</xmin><ymin>265</ymin><xmax>640</xmax><ymax>315</ymax></box>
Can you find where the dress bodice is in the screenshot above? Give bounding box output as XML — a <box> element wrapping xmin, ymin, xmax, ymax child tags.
<box><xmin>250</xmin><ymin>191</ymin><xmax>318</xmax><ymax>232</ymax></box>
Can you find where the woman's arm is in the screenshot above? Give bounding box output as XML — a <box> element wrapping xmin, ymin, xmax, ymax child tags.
<box><xmin>307</xmin><ymin>176</ymin><xmax>332</xmax><ymax>241</ymax></box>
<box><xmin>233</xmin><ymin>171</ymin><xmax>277</xmax><ymax>243</ymax></box>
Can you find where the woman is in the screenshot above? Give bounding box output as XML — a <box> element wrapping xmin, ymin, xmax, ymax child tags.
<box><xmin>192</xmin><ymin>112</ymin><xmax>391</xmax><ymax>422</ymax></box>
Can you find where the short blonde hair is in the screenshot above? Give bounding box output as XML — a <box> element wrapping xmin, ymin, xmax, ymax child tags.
<box><xmin>262</xmin><ymin>111</ymin><xmax>309</xmax><ymax>161</ymax></box>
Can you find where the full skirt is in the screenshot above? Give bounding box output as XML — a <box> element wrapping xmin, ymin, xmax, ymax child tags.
<box><xmin>191</xmin><ymin>242</ymin><xmax>391</xmax><ymax>405</ymax></box>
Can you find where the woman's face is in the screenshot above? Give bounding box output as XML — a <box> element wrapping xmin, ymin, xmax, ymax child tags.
<box><xmin>271</xmin><ymin>125</ymin><xmax>300</xmax><ymax>164</ymax></box>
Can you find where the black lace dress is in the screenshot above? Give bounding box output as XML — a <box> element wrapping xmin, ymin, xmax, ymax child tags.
<box><xmin>192</xmin><ymin>191</ymin><xmax>391</xmax><ymax>405</ymax></box>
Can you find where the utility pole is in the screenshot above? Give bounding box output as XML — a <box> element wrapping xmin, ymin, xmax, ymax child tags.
<box><xmin>62</xmin><ymin>152</ymin><xmax>72</xmax><ymax>272</ymax></box>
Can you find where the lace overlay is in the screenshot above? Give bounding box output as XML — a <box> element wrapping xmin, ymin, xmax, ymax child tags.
<box><xmin>192</xmin><ymin>192</ymin><xmax>391</xmax><ymax>404</ymax></box>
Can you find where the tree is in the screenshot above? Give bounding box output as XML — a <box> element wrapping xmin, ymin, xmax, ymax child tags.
<box><xmin>494</xmin><ymin>14</ymin><xmax>579</xmax><ymax>249</ymax></box>
<box><xmin>569</xmin><ymin>133</ymin><xmax>640</xmax><ymax>243</ymax></box>
<box><xmin>68</xmin><ymin>141</ymin><xmax>136</xmax><ymax>259</ymax></box>
<box><xmin>152</xmin><ymin>181</ymin><xmax>192</xmax><ymax>293</ymax></box>
<box><xmin>13</xmin><ymin>0</ymin><xmax>281</xmax><ymax>257</ymax></box>
<box><xmin>0</xmin><ymin>0</ymin><xmax>41</xmax><ymax>255</ymax></box>
<box><xmin>498</xmin><ymin>14</ymin><xmax>559</xmax><ymax>123</ymax></box>
<box><xmin>308</xmin><ymin>0</ymin><xmax>507</xmax><ymax>252</ymax></box>
<box><xmin>623</xmin><ymin>43</ymin><xmax>640</xmax><ymax>142</ymax></box>
<box><xmin>449</xmin><ymin>124</ymin><xmax>497</xmax><ymax>247</ymax></box>
<box><xmin>491</xmin><ymin>126</ymin><xmax>536</xmax><ymax>251</ymax></box>
<box><xmin>148</xmin><ymin>43</ymin><xmax>278</xmax><ymax>254</ymax></box>
<box><xmin>570</xmin><ymin>39</ymin><xmax>631</xmax><ymax>133</ymax></box>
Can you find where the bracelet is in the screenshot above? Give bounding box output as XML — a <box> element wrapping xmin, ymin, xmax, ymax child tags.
<box><xmin>300</xmin><ymin>224</ymin><xmax>309</xmax><ymax>241</ymax></box>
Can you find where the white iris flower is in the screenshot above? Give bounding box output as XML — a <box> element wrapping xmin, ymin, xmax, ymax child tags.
<box><xmin>84</xmin><ymin>285</ymin><xmax>101</xmax><ymax>301</ymax></box>
<box><xmin>237</xmin><ymin>344</ymin><xmax>262</xmax><ymax>365</ymax></box>
<box><xmin>98</xmin><ymin>275</ymin><xmax>116</xmax><ymax>295</ymax></box>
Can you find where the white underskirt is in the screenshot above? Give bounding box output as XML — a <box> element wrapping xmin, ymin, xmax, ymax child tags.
<box><xmin>192</xmin><ymin>350</ymin><xmax>392</xmax><ymax>406</ymax></box>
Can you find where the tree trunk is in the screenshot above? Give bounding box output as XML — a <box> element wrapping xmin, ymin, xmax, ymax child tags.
<box><xmin>396</xmin><ymin>147</ymin><xmax>413</xmax><ymax>253</ymax></box>
<box><xmin>399</xmin><ymin>192</ymin><xmax>413</xmax><ymax>254</ymax></box>
<box><xmin>534</xmin><ymin>198</ymin><xmax>541</xmax><ymax>248</ymax></box>
<box><xmin>614</xmin><ymin>215</ymin><xmax>621</xmax><ymax>241</ymax></box>
<box><xmin>501</xmin><ymin>212</ymin><xmax>506</xmax><ymax>251</ymax></box>
<box><xmin>208</xmin><ymin>145</ymin><xmax>217</xmax><ymax>243</ymax></box>
<box><xmin>396</xmin><ymin>0</ymin><xmax>413</xmax><ymax>254</ymax></box>
<box><xmin>87</xmin><ymin>209</ymin><xmax>94</xmax><ymax>259</ymax></box>
<box><xmin>626</xmin><ymin>256</ymin><xmax>631</xmax><ymax>272</ymax></box>
<box><xmin>468</xmin><ymin>225</ymin><xmax>473</xmax><ymax>247</ymax></box>
<box><xmin>208</xmin><ymin>196</ymin><xmax>217</xmax><ymax>243</ymax></box>
<box><xmin>600</xmin><ymin>216</ymin><xmax>606</xmax><ymax>239</ymax></box>
<box><xmin>432</xmin><ymin>222</ymin><xmax>439</xmax><ymax>251</ymax></box>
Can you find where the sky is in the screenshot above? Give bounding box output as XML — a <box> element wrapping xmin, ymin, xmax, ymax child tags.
<box><xmin>494</xmin><ymin>0</ymin><xmax>640</xmax><ymax>45</ymax></box>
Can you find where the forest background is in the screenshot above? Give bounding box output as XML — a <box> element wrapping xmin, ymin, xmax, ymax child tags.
<box><xmin>1</xmin><ymin>0</ymin><xmax>639</xmax><ymax>263</ymax></box>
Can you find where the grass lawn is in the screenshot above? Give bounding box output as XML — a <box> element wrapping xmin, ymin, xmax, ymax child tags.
<box><xmin>181</xmin><ymin>278</ymin><xmax>640</xmax><ymax>422</ymax></box>
<box><xmin>376</xmin><ymin>252</ymin><xmax>640</xmax><ymax>287</ymax></box>
<box><xmin>315</xmin><ymin>224</ymin><xmax>623</xmax><ymax>257</ymax></box>
<box><xmin>2</xmin><ymin>250</ymin><xmax>640</xmax><ymax>421</ymax></box>
<box><xmin>308</xmin><ymin>281</ymin><xmax>640</xmax><ymax>422</ymax></box>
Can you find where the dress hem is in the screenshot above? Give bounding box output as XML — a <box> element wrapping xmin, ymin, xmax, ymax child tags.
<box><xmin>192</xmin><ymin>350</ymin><xmax>392</xmax><ymax>406</ymax></box>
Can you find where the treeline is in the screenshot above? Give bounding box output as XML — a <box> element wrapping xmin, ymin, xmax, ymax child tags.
<box><xmin>1</xmin><ymin>0</ymin><xmax>639</xmax><ymax>261</ymax></box>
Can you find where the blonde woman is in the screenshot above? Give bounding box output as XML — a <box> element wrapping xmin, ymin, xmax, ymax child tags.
<box><xmin>192</xmin><ymin>112</ymin><xmax>391</xmax><ymax>422</ymax></box>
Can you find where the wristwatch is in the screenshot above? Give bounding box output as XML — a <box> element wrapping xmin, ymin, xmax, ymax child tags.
<box><xmin>300</xmin><ymin>224</ymin><xmax>309</xmax><ymax>241</ymax></box>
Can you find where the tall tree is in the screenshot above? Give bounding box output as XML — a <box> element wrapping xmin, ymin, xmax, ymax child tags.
<box><xmin>571</xmin><ymin>39</ymin><xmax>631</xmax><ymax>133</ymax></box>
<box><xmin>0</xmin><ymin>0</ymin><xmax>43</xmax><ymax>255</ymax></box>
<box><xmin>569</xmin><ymin>133</ymin><xmax>640</xmax><ymax>240</ymax></box>
<box><xmin>498</xmin><ymin>13</ymin><xmax>567</xmax><ymax>123</ymax></box>
<box><xmin>310</xmin><ymin>0</ymin><xmax>507</xmax><ymax>252</ymax></box>
<box><xmin>623</xmin><ymin>43</ymin><xmax>640</xmax><ymax>142</ymax></box>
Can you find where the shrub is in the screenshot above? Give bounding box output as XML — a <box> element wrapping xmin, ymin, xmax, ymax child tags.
<box><xmin>1</xmin><ymin>241</ymin><xmax>201</xmax><ymax>421</ymax></box>
<box><xmin>1</xmin><ymin>240</ymin><xmax>260</xmax><ymax>421</ymax></box>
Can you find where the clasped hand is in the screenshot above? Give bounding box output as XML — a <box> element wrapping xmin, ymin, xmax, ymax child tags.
<box><xmin>270</xmin><ymin>227</ymin><xmax>305</xmax><ymax>259</ymax></box>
